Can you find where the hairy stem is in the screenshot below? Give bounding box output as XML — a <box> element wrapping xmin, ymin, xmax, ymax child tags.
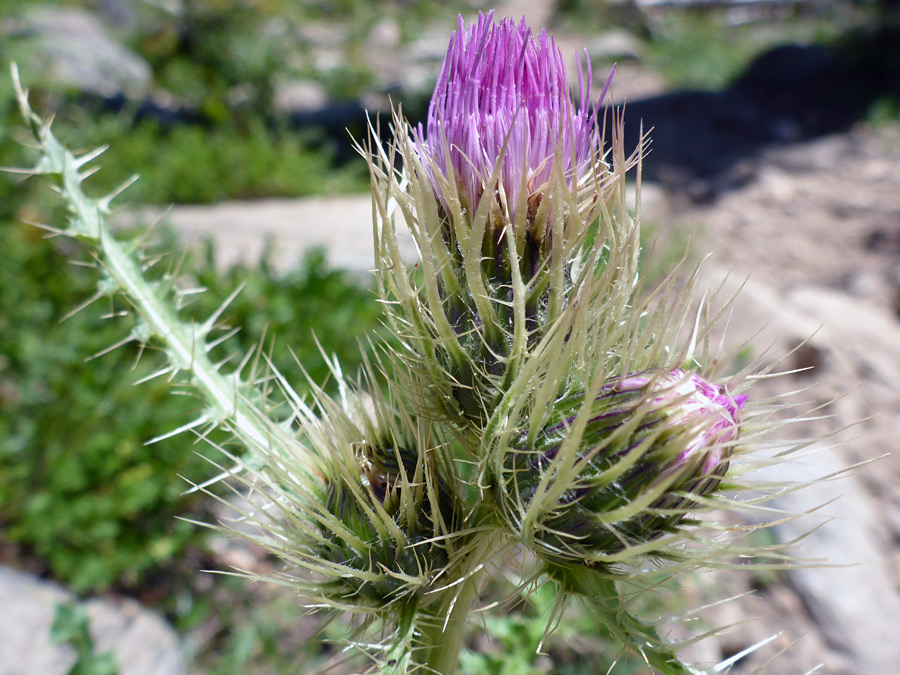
<box><xmin>13</xmin><ymin>66</ymin><xmax>279</xmax><ymax>476</ymax></box>
<box><xmin>380</xmin><ymin>603</ymin><xmax>418</xmax><ymax>675</ymax></box>
<box><xmin>417</xmin><ymin>571</ymin><xmax>482</xmax><ymax>675</ymax></box>
<box><xmin>416</xmin><ymin>530</ymin><xmax>501</xmax><ymax>675</ymax></box>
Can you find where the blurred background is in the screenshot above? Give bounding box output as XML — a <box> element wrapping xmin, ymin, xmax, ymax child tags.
<box><xmin>1</xmin><ymin>0</ymin><xmax>898</xmax><ymax>673</ymax></box>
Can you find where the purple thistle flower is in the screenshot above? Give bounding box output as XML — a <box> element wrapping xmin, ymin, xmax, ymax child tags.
<box><xmin>413</xmin><ymin>12</ymin><xmax>613</xmax><ymax>231</ymax></box>
<box><xmin>503</xmin><ymin>369</ymin><xmax>748</xmax><ymax>564</ymax></box>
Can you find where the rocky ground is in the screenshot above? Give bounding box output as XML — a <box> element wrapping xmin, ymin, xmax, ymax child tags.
<box><xmin>4</xmin><ymin>0</ymin><xmax>900</xmax><ymax>673</ymax></box>
<box><xmin>659</xmin><ymin>125</ymin><xmax>900</xmax><ymax>674</ymax></box>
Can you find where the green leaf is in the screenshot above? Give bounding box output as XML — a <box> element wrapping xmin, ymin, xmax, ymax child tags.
<box><xmin>50</xmin><ymin>603</ymin><xmax>120</xmax><ymax>675</ymax></box>
<box><xmin>50</xmin><ymin>603</ymin><xmax>90</xmax><ymax>647</ymax></box>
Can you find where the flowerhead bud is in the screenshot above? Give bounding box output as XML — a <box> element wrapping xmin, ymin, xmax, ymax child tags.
<box><xmin>317</xmin><ymin>434</ymin><xmax>457</xmax><ymax>606</ymax></box>
<box><xmin>240</xmin><ymin>384</ymin><xmax>461</xmax><ymax>612</ymax></box>
<box><xmin>498</xmin><ymin>370</ymin><xmax>747</xmax><ymax>566</ymax></box>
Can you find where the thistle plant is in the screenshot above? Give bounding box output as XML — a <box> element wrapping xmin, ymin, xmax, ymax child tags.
<box><xmin>9</xmin><ymin>10</ymin><xmax>822</xmax><ymax>675</ymax></box>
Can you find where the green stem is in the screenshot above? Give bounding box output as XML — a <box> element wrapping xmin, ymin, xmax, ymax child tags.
<box><xmin>14</xmin><ymin>68</ymin><xmax>277</xmax><ymax>469</ymax></box>
<box><xmin>549</xmin><ymin>565</ymin><xmax>704</xmax><ymax>675</ymax></box>
<box><xmin>415</xmin><ymin>528</ymin><xmax>501</xmax><ymax>675</ymax></box>
<box><xmin>417</xmin><ymin>570</ymin><xmax>483</xmax><ymax>675</ymax></box>
<box><xmin>380</xmin><ymin>603</ymin><xmax>418</xmax><ymax>675</ymax></box>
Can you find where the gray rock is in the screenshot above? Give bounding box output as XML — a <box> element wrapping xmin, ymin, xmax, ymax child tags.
<box><xmin>498</xmin><ymin>0</ymin><xmax>555</xmax><ymax>28</ymax></box>
<box><xmin>92</xmin><ymin>0</ymin><xmax>140</xmax><ymax>30</ymax></box>
<box><xmin>392</xmin><ymin>27</ymin><xmax>452</xmax><ymax>94</ymax></box>
<box><xmin>118</xmin><ymin>195</ymin><xmax>418</xmax><ymax>275</ymax></box>
<box><xmin>704</xmin><ymin>268</ymin><xmax>900</xmax><ymax>673</ymax></box>
<box><xmin>10</xmin><ymin>7</ymin><xmax>152</xmax><ymax>98</ymax></box>
<box><xmin>91</xmin><ymin>0</ymin><xmax>184</xmax><ymax>29</ymax></box>
<box><xmin>406</xmin><ymin>25</ymin><xmax>452</xmax><ymax>64</ymax></box>
<box><xmin>366</xmin><ymin>18</ymin><xmax>402</xmax><ymax>51</ymax></box>
<box><xmin>763</xmin><ymin>444</ymin><xmax>900</xmax><ymax>674</ymax></box>
<box><xmin>626</xmin><ymin>181</ymin><xmax>669</xmax><ymax>226</ymax></box>
<box><xmin>0</xmin><ymin>565</ymin><xmax>186</xmax><ymax>675</ymax></box>
<box><xmin>586</xmin><ymin>29</ymin><xmax>643</xmax><ymax>62</ymax></box>
<box><xmin>273</xmin><ymin>80</ymin><xmax>329</xmax><ymax>114</ymax></box>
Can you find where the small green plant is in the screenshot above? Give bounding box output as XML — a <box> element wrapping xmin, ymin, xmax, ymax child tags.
<box><xmin>50</xmin><ymin>602</ymin><xmax>119</xmax><ymax>675</ymax></box>
<box><xmin>186</xmin><ymin>578</ymin><xmax>350</xmax><ymax>675</ymax></box>
<box><xmin>460</xmin><ymin>580</ymin><xmax>643</xmax><ymax>675</ymax></box>
<box><xmin>867</xmin><ymin>94</ymin><xmax>900</xmax><ymax>125</ymax></box>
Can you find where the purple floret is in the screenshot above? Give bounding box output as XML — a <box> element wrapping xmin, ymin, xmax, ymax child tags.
<box><xmin>617</xmin><ymin>370</ymin><xmax>747</xmax><ymax>472</ymax></box>
<box><xmin>413</xmin><ymin>12</ymin><xmax>613</xmax><ymax>230</ymax></box>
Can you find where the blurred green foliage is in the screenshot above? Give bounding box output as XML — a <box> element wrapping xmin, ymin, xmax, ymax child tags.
<box><xmin>0</xmin><ymin>218</ymin><xmax>382</xmax><ymax>592</ymax></box>
<box><xmin>0</xmin><ymin>0</ymin><xmax>384</xmax><ymax>595</ymax></box>
<box><xmin>135</xmin><ymin>0</ymin><xmax>287</xmax><ymax>124</ymax></box>
<box><xmin>185</xmin><ymin>576</ymin><xmax>346</xmax><ymax>675</ymax></box>
<box><xmin>460</xmin><ymin>581</ymin><xmax>647</xmax><ymax>675</ymax></box>
<box><xmin>553</xmin><ymin>0</ymin><xmax>651</xmax><ymax>36</ymax></box>
<box><xmin>58</xmin><ymin>113</ymin><xmax>365</xmax><ymax>204</ymax></box>
<box><xmin>187</xmin><ymin>571</ymin><xmax>654</xmax><ymax>674</ymax></box>
<box><xmin>0</xmin><ymin>95</ymin><xmax>365</xmax><ymax>220</ymax></box>
<box><xmin>645</xmin><ymin>11</ymin><xmax>848</xmax><ymax>90</ymax></box>
<box><xmin>0</xmin><ymin>0</ymin><xmax>372</xmax><ymax>210</ymax></box>
<box><xmin>51</xmin><ymin>602</ymin><xmax>120</xmax><ymax>675</ymax></box>
<box><xmin>867</xmin><ymin>94</ymin><xmax>900</xmax><ymax>123</ymax></box>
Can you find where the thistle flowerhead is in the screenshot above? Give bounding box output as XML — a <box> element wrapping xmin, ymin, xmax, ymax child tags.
<box><xmin>226</xmin><ymin>369</ymin><xmax>462</xmax><ymax>615</ymax></box>
<box><xmin>14</xmin><ymin>10</ymin><xmax>830</xmax><ymax>669</ymax></box>
<box><xmin>498</xmin><ymin>369</ymin><xmax>747</xmax><ymax>567</ymax></box>
<box><xmin>369</xmin><ymin>12</ymin><xmax>623</xmax><ymax>430</ymax></box>
<box><xmin>314</xmin><ymin>427</ymin><xmax>455</xmax><ymax>607</ymax></box>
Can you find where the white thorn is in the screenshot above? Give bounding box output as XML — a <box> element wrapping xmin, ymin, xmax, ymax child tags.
<box><xmin>146</xmin><ymin>415</ymin><xmax>212</xmax><ymax>446</ymax></box>
<box><xmin>133</xmin><ymin>364</ymin><xmax>175</xmax><ymax>386</ymax></box>
<box><xmin>713</xmin><ymin>633</ymin><xmax>780</xmax><ymax>672</ymax></box>
<box><xmin>202</xmin><ymin>282</ymin><xmax>246</xmax><ymax>335</ymax></box>
<box><xmin>73</xmin><ymin>145</ymin><xmax>109</xmax><ymax>169</ymax></box>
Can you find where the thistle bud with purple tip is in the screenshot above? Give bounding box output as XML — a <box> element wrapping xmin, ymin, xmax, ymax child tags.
<box><xmin>412</xmin><ymin>13</ymin><xmax>608</xmax><ymax>239</ymax></box>
<box><xmin>370</xmin><ymin>12</ymin><xmax>619</xmax><ymax>429</ymax></box>
<box><xmin>497</xmin><ymin>369</ymin><xmax>747</xmax><ymax>566</ymax></box>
